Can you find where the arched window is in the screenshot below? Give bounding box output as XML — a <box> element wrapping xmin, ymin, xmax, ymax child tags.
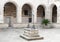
<box><xmin>22</xmin><ymin>4</ymin><xmax>32</xmax><ymax>23</ymax></box>
<box><xmin>52</xmin><ymin>5</ymin><xmax>57</xmax><ymax>23</ymax></box>
<box><xmin>37</xmin><ymin>5</ymin><xmax>45</xmax><ymax>23</ymax></box>
<box><xmin>4</xmin><ymin>2</ymin><xmax>17</xmax><ymax>27</ymax></box>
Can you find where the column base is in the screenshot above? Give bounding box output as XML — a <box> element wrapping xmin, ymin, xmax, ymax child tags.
<box><xmin>20</xmin><ymin>28</ymin><xmax>44</xmax><ymax>41</ymax></box>
<box><xmin>20</xmin><ymin>34</ymin><xmax>43</xmax><ymax>41</ymax></box>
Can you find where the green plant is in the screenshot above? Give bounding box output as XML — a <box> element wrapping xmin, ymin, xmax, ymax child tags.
<box><xmin>41</xmin><ymin>19</ymin><xmax>50</xmax><ymax>26</ymax></box>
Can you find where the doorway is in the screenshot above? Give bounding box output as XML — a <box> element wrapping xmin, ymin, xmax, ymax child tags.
<box><xmin>52</xmin><ymin>5</ymin><xmax>57</xmax><ymax>23</ymax></box>
<box><xmin>22</xmin><ymin>4</ymin><xmax>32</xmax><ymax>23</ymax></box>
<box><xmin>4</xmin><ymin>2</ymin><xmax>16</xmax><ymax>27</ymax></box>
<box><xmin>37</xmin><ymin>5</ymin><xmax>45</xmax><ymax>23</ymax></box>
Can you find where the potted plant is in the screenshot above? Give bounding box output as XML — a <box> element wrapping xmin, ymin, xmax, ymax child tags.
<box><xmin>41</xmin><ymin>19</ymin><xmax>50</xmax><ymax>28</ymax></box>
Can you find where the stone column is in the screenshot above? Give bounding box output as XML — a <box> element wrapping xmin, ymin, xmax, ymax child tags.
<box><xmin>32</xmin><ymin>8</ymin><xmax>37</xmax><ymax>23</ymax></box>
<box><xmin>57</xmin><ymin>6</ymin><xmax>60</xmax><ymax>23</ymax></box>
<box><xmin>45</xmin><ymin>6</ymin><xmax>52</xmax><ymax>22</ymax></box>
<box><xmin>17</xmin><ymin>6</ymin><xmax>22</xmax><ymax>23</ymax></box>
<box><xmin>0</xmin><ymin>7</ymin><xmax>4</xmax><ymax>23</ymax></box>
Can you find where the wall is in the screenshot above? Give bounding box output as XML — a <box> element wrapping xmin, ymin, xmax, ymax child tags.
<box><xmin>0</xmin><ymin>0</ymin><xmax>60</xmax><ymax>28</ymax></box>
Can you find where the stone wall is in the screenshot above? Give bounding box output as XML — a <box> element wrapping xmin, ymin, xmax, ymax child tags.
<box><xmin>0</xmin><ymin>0</ymin><xmax>60</xmax><ymax>28</ymax></box>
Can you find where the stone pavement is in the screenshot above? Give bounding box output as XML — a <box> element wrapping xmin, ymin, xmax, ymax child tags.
<box><xmin>0</xmin><ymin>28</ymin><xmax>60</xmax><ymax>42</ymax></box>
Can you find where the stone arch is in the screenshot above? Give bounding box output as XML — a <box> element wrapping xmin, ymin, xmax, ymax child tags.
<box><xmin>22</xmin><ymin>3</ymin><xmax>33</xmax><ymax>9</ymax></box>
<box><xmin>4</xmin><ymin>2</ymin><xmax>17</xmax><ymax>27</ymax></box>
<box><xmin>3</xmin><ymin>1</ymin><xmax>18</xmax><ymax>15</ymax></box>
<box><xmin>22</xmin><ymin>4</ymin><xmax>32</xmax><ymax>23</ymax></box>
<box><xmin>50</xmin><ymin>4</ymin><xmax>57</xmax><ymax>23</ymax></box>
<box><xmin>3</xmin><ymin>1</ymin><xmax>18</xmax><ymax>8</ymax></box>
<box><xmin>50</xmin><ymin>4</ymin><xmax>57</xmax><ymax>9</ymax></box>
<box><xmin>52</xmin><ymin>5</ymin><xmax>57</xmax><ymax>23</ymax></box>
<box><xmin>37</xmin><ymin>5</ymin><xmax>45</xmax><ymax>23</ymax></box>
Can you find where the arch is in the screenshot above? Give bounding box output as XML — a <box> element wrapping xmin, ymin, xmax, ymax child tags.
<box><xmin>4</xmin><ymin>2</ymin><xmax>17</xmax><ymax>27</ymax></box>
<box><xmin>22</xmin><ymin>4</ymin><xmax>32</xmax><ymax>23</ymax></box>
<box><xmin>37</xmin><ymin>4</ymin><xmax>46</xmax><ymax>10</ymax></box>
<box><xmin>3</xmin><ymin>1</ymin><xmax>18</xmax><ymax>17</ymax></box>
<box><xmin>50</xmin><ymin>4</ymin><xmax>57</xmax><ymax>10</ymax></box>
<box><xmin>3</xmin><ymin>1</ymin><xmax>18</xmax><ymax>8</ymax></box>
<box><xmin>22</xmin><ymin>3</ymin><xmax>33</xmax><ymax>9</ymax></box>
<box><xmin>37</xmin><ymin>5</ymin><xmax>45</xmax><ymax>23</ymax></box>
<box><xmin>52</xmin><ymin>5</ymin><xmax>57</xmax><ymax>23</ymax></box>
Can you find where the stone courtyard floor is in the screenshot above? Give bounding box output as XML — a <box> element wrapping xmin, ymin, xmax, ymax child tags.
<box><xmin>0</xmin><ymin>27</ymin><xmax>60</xmax><ymax>42</ymax></box>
